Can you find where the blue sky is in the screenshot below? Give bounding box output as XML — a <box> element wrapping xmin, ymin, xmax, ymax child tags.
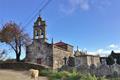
<box><xmin>0</xmin><ymin>0</ymin><xmax>120</xmax><ymax>58</ymax></box>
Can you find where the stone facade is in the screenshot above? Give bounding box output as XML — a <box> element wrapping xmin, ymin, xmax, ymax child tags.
<box><xmin>74</xmin><ymin>49</ymin><xmax>100</xmax><ymax>67</ymax></box>
<box><xmin>25</xmin><ymin>16</ymin><xmax>73</xmax><ymax>69</ymax></box>
<box><xmin>52</xmin><ymin>44</ymin><xmax>73</xmax><ymax>69</ymax></box>
<box><xmin>26</xmin><ymin>41</ymin><xmax>53</xmax><ymax>66</ymax></box>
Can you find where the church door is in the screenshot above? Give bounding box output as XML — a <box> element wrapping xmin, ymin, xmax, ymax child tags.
<box><xmin>37</xmin><ymin>58</ymin><xmax>41</xmax><ymax>64</ymax></box>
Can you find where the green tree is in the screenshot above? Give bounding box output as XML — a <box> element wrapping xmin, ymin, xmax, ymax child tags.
<box><xmin>0</xmin><ymin>22</ymin><xmax>31</xmax><ymax>62</ymax></box>
<box><xmin>106</xmin><ymin>56</ymin><xmax>115</xmax><ymax>65</ymax></box>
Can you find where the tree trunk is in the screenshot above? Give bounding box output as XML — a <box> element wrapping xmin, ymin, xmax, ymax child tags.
<box><xmin>16</xmin><ymin>53</ymin><xmax>20</xmax><ymax>62</ymax></box>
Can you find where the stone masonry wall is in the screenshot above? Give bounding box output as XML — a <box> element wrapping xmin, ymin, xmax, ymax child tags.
<box><xmin>52</xmin><ymin>45</ymin><xmax>72</xmax><ymax>69</ymax></box>
<box><xmin>26</xmin><ymin>42</ymin><xmax>53</xmax><ymax>67</ymax></box>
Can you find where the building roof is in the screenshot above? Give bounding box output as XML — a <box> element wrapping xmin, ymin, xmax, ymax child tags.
<box><xmin>77</xmin><ymin>54</ymin><xmax>99</xmax><ymax>57</ymax></box>
<box><xmin>100</xmin><ymin>57</ymin><xmax>107</xmax><ymax>59</ymax></box>
<box><xmin>74</xmin><ymin>50</ymin><xmax>99</xmax><ymax>57</ymax></box>
<box><xmin>54</xmin><ymin>41</ymin><xmax>67</xmax><ymax>46</ymax></box>
<box><xmin>53</xmin><ymin>41</ymin><xmax>73</xmax><ymax>52</ymax></box>
<box><xmin>54</xmin><ymin>41</ymin><xmax>73</xmax><ymax>47</ymax></box>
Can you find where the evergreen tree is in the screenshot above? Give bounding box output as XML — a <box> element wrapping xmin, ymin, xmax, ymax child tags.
<box><xmin>106</xmin><ymin>56</ymin><xmax>115</xmax><ymax>65</ymax></box>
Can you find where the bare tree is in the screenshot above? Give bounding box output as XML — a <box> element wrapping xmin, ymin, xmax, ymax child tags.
<box><xmin>0</xmin><ymin>50</ymin><xmax>7</xmax><ymax>61</ymax></box>
<box><xmin>0</xmin><ymin>22</ymin><xmax>31</xmax><ymax>62</ymax></box>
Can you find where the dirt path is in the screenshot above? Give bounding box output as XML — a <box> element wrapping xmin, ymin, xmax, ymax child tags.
<box><xmin>0</xmin><ymin>69</ymin><xmax>48</xmax><ymax>80</ymax></box>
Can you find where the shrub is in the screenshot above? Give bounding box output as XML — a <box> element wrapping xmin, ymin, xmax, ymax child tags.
<box><xmin>49</xmin><ymin>71</ymin><xmax>69</xmax><ymax>80</ymax></box>
<box><xmin>40</xmin><ymin>69</ymin><xmax>52</xmax><ymax>76</ymax></box>
<box><xmin>97</xmin><ymin>76</ymin><xmax>108</xmax><ymax>80</ymax></box>
<box><xmin>48</xmin><ymin>69</ymin><xmax>81</xmax><ymax>80</ymax></box>
<box><xmin>80</xmin><ymin>73</ymin><xmax>97</xmax><ymax>80</ymax></box>
<box><xmin>40</xmin><ymin>69</ymin><xmax>108</xmax><ymax>80</ymax></box>
<box><xmin>67</xmin><ymin>69</ymin><xmax>80</xmax><ymax>80</ymax></box>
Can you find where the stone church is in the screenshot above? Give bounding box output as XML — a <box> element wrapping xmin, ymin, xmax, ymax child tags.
<box><xmin>25</xmin><ymin>16</ymin><xmax>73</xmax><ymax>69</ymax></box>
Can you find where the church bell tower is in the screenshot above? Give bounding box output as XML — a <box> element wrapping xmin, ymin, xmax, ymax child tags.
<box><xmin>33</xmin><ymin>16</ymin><xmax>47</xmax><ymax>43</ymax></box>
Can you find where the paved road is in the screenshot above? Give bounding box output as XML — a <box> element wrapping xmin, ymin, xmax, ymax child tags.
<box><xmin>0</xmin><ymin>69</ymin><xmax>48</xmax><ymax>80</ymax></box>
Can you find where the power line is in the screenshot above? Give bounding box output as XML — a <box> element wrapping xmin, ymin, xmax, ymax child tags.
<box><xmin>23</xmin><ymin>0</ymin><xmax>53</xmax><ymax>30</ymax></box>
<box><xmin>38</xmin><ymin>0</ymin><xmax>53</xmax><ymax>14</ymax></box>
<box><xmin>22</xmin><ymin>0</ymin><xmax>45</xmax><ymax>28</ymax></box>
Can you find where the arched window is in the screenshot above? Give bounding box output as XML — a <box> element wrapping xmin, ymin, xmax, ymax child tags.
<box><xmin>35</xmin><ymin>30</ymin><xmax>39</xmax><ymax>36</ymax></box>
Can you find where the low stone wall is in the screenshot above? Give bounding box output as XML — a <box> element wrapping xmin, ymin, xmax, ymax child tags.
<box><xmin>0</xmin><ymin>62</ymin><xmax>49</xmax><ymax>71</ymax></box>
<box><xmin>60</xmin><ymin>64</ymin><xmax>120</xmax><ymax>78</ymax></box>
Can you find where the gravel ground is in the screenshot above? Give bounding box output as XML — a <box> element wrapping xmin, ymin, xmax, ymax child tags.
<box><xmin>0</xmin><ymin>69</ymin><xmax>48</xmax><ymax>80</ymax></box>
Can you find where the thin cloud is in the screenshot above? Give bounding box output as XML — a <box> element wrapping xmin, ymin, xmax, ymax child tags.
<box><xmin>59</xmin><ymin>4</ymin><xmax>75</xmax><ymax>14</ymax></box>
<box><xmin>82</xmin><ymin>44</ymin><xmax>120</xmax><ymax>57</ymax></box>
<box><xmin>59</xmin><ymin>0</ymin><xmax>111</xmax><ymax>14</ymax></box>
<box><xmin>59</xmin><ymin>0</ymin><xmax>90</xmax><ymax>14</ymax></box>
<box><xmin>108</xmin><ymin>44</ymin><xmax>119</xmax><ymax>49</ymax></box>
<box><xmin>96</xmin><ymin>49</ymin><xmax>111</xmax><ymax>57</ymax></box>
<box><xmin>68</xmin><ymin>0</ymin><xmax>90</xmax><ymax>10</ymax></box>
<box><xmin>96</xmin><ymin>44</ymin><xmax>120</xmax><ymax>56</ymax></box>
<box><xmin>79</xmin><ymin>0</ymin><xmax>90</xmax><ymax>10</ymax></box>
